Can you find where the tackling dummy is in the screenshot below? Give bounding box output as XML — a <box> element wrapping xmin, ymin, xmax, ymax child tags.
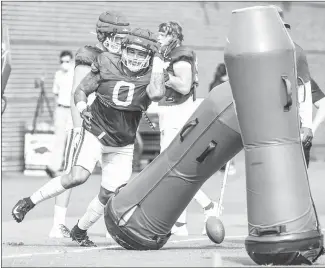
<box><xmin>104</xmin><ymin>81</ymin><xmax>243</xmax><ymax>250</ymax></box>
<box><xmin>224</xmin><ymin>6</ymin><xmax>324</xmax><ymax>265</ymax></box>
<box><xmin>1</xmin><ymin>24</ymin><xmax>12</xmax><ymax>114</ymax></box>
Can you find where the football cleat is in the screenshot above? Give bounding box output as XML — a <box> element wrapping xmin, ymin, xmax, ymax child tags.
<box><xmin>105</xmin><ymin>231</ymin><xmax>111</xmax><ymax>239</ymax></box>
<box><xmin>49</xmin><ymin>224</ymin><xmax>70</xmax><ymax>238</ymax></box>
<box><xmin>61</xmin><ymin>224</ymin><xmax>97</xmax><ymax>247</ymax></box>
<box><xmin>171</xmin><ymin>223</ymin><xmax>189</xmax><ymax>236</ymax></box>
<box><xmin>12</xmin><ymin>198</ymin><xmax>35</xmax><ymax>223</ymax></box>
<box><xmin>228</xmin><ymin>164</ymin><xmax>237</xmax><ymax>175</ymax></box>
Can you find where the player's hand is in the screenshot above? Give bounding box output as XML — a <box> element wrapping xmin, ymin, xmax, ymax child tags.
<box><xmin>154</xmin><ymin>52</ymin><xmax>164</xmax><ymax>61</ymax></box>
<box><xmin>80</xmin><ymin>106</ymin><xmax>93</xmax><ymax>130</ymax></box>
<box><xmin>152</xmin><ymin>42</ymin><xmax>164</xmax><ymax>61</ymax></box>
<box><xmin>162</xmin><ymin>39</ymin><xmax>178</xmax><ymax>57</ymax></box>
<box><xmin>300</xmin><ymin>127</ymin><xmax>313</xmax><ymax>149</ymax></box>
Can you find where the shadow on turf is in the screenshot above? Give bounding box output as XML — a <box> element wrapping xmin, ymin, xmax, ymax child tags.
<box><xmin>224</xmin><ymin>256</ymin><xmax>256</xmax><ymax>266</ymax></box>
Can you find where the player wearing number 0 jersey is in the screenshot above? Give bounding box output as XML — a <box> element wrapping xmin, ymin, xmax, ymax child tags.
<box><xmin>12</xmin><ymin>27</ymin><xmax>167</xmax><ymax>247</ymax></box>
<box><xmin>47</xmin><ymin>11</ymin><xmax>131</xmax><ymax>239</ymax></box>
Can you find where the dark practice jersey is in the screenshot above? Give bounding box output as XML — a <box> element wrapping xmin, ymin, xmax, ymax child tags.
<box><xmin>311</xmin><ymin>78</ymin><xmax>325</xmax><ymax>104</ymax></box>
<box><xmin>294</xmin><ymin>42</ymin><xmax>311</xmax><ymax>85</ymax></box>
<box><xmin>87</xmin><ymin>52</ymin><xmax>154</xmax><ymax>147</ymax></box>
<box><xmin>159</xmin><ymin>45</ymin><xmax>198</xmax><ymax>106</ymax></box>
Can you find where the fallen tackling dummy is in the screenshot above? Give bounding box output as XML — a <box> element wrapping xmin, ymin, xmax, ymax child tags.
<box><xmin>224</xmin><ymin>6</ymin><xmax>324</xmax><ymax>265</ymax></box>
<box><xmin>104</xmin><ymin>81</ymin><xmax>243</xmax><ymax>250</ymax></box>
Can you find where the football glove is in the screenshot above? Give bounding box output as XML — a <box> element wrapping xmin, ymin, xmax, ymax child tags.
<box><xmin>300</xmin><ymin>127</ymin><xmax>313</xmax><ymax>149</ymax></box>
<box><xmin>80</xmin><ymin>106</ymin><xmax>93</xmax><ymax>130</ymax></box>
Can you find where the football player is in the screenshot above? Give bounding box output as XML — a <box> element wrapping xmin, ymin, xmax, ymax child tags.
<box><xmin>47</xmin><ymin>11</ymin><xmax>131</xmax><ymax>239</ymax></box>
<box><xmin>308</xmin><ymin>78</ymin><xmax>325</xmax><ymax>164</ymax></box>
<box><xmin>12</xmin><ymin>28</ymin><xmax>167</xmax><ymax>247</ymax></box>
<box><xmin>157</xmin><ymin>21</ymin><xmax>220</xmax><ymax>236</ymax></box>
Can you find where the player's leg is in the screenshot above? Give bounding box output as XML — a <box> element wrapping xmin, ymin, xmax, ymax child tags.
<box><xmin>160</xmin><ymin>101</ymin><xmax>217</xmax><ymax>236</ymax></box>
<box><xmin>49</xmin><ymin>122</ymin><xmax>77</xmax><ymax>238</ymax></box>
<box><xmin>69</xmin><ymin>144</ymin><xmax>134</xmax><ymax>247</ymax></box>
<box><xmin>160</xmin><ymin>126</ymin><xmax>189</xmax><ymax>235</ymax></box>
<box><xmin>303</xmin><ymin>142</ymin><xmax>312</xmax><ymax>168</ymax></box>
<box><xmin>194</xmin><ymin>190</ymin><xmax>220</xmax><ymax>235</ymax></box>
<box><xmin>12</xmin><ymin>129</ymin><xmax>99</xmax><ymax>223</ymax></box>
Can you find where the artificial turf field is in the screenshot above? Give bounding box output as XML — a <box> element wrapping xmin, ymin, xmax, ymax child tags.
<box><xmin>2</xmin><ymin>152</ymin><xmax>325</xmax><ymax>267</ymax></box>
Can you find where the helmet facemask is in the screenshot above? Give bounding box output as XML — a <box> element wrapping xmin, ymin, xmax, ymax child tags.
<box><xmin>121</xmin><ymin>44</ymin><xmax>151</xmax><ymax>73</ymax></box>
<box><xmin>103</xmin><ymin>33</ymin><xmax>127</xmax><ymax>55</ymax></box>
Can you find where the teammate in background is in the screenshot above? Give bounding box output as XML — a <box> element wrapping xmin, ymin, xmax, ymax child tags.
<box><xmin>48</xmin><ymin>12</ymin><xmax>131</xmax><ymax>239</ymax></box>
<box><xmin>311</xmin><ymin>78</ymin><xmax>325</xmax><ymax>136</ymax></box>
<box><xmin>209</xmin><ymin>63</ymin><xmax>236</xmax><ymax>175</ymax></box>
<box><xmin>275</xmin><ymin>5</ymin><xmax>314</xmax><ymax>167</ymax></box>
<box><xmin>12</xmin><ymin>28</ymin><xmax>167</xmax><ymax>247</ymax></box>
<box><xmin>208</xmin><ymin>63</ymin><xmax>228</xmax><ymax>92</ymax></box>
<box><xmin>157</xmin><ymin>21</ymin><xmax>220</xmax><ymax>236</ymax></box>
<box><xmin>308</xmin><ymin>78</ymin><xmax>325</xmax><ymax>163</ymax></box>
<box><xmin>45</xmin><ymin>50</ymin><xmax>74</xmax><ymax>179</ymax></box>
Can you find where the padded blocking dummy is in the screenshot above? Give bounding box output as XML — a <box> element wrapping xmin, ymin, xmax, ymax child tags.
<box><xmin>224</xmin><ymin>6</ymin><xmax>324</xmax><ymax>265</ymax></box>
<box><xmin>1</xmin><ymin>24</ymin><xmax>12</xmax><ymax>96</ymax></box>
<box><xmin>104</xmin><ymin>81</ymin><xmax>243</xmax><ymax>250</ymax></box>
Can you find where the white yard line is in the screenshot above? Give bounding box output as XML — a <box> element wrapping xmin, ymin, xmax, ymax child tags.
<box><xmin>2</xmin><ymin>244</ymin><xmax>120</xmax><ymax>259</ymax></box>
<box><xmin>2</xmin><ymin>234</ymin><xmax>246</xmax><ymax>259</ymax></box>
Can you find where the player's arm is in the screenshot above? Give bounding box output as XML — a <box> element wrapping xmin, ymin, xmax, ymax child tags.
<box><xmin>146</xmin><ymin>56</ymin><xmax>166</xmax><ymax>102</ymax></box>
<box><xmin>299</xmin><ymin>80</ymin><xmax>313</xmax><ymax>146</ymax></box>
<box><xmin>311</xmin><ymin>79</ymin><xmax>325</xmax><ymax>134</ymax></box>
<box><xmin>74</xmin><ymin>71</ymin><xmax>100</xmax><ymax>108</ymax></box>
<box><xmin>312</xmin><ymin>97</ymin><xmax>325</xmax><ymax>134</ymax></box>
<box><xmin>165</xmin><ymin>60</ymin><xmax>192</xmax><ymax>95</ymax></box>
<box><xmin>70</xmin><ymin>65</ymin><xmax>92</xmax><ymax>127</ymax></box>
<box><xmin>74</xmin><ymin>69</ymin><xmax>101</xmax><ymax>128</ymax></box>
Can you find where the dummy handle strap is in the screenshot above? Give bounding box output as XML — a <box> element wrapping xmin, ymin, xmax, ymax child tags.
<box><xmin>179</xmin><ymin>118</ymin><xmax>199</xmax><ymax>142</ymax></box>
<box><xmin>281</xmin><ymin>75</ymin><xmax>292</xmax><ymax>112</ymax></box>
<box><xmin>256</xmin><ymin>225</ymin><xmax>286</xmax><ymax>236</ymax></box>
<box><xmin>196</xmin><ymin>140</ymin><xmax>217</xmax><ymax>163</ymax></box>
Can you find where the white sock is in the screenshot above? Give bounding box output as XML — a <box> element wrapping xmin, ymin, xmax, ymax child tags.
<box><xmin>176</xmin><ymin>209</ymin><xmax>187</xmax><ymax>224</ymax></box>
<box><xmin>78</xmin><ymin>195</ymin><xmax>105</xmax><ymax>231</ymax></box>
<box><xmin>30</xmin><ymin>176</ymin><xmax>66</xmax><ymax>205</ymax></box>
<box><xmin>194</xmin><ymin>189</ymin><xmax>212</xmax><ymax>208</ymax></box>
<box><xmin>53</xmin><ymin>205</ymin><xmax>67</xmax><ymax>226</ymax></box>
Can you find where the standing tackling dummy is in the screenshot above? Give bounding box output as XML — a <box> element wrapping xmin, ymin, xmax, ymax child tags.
<box><xmin>157</xmin><ymin>21</ymin><xmax>220</xmax><ymax>236</ymax></box>
<box><xmin>47</xmin><ymin>12</ymin><xmax>131</xmax><ymax>238</ymax></box>
<box><xmin>12</xmin><ymin>28</ymin><xmax>167</xmax><ymax>247</ymax></box>
<box><xmin>104</xmin><ymin>81</ymin><xmax>243</xmax><ymax>250</ymax></box>
<box><xmin>224</xmin><ymin>6</ymin><xmax>323</xmax><ymax>265</ymax></box>
<box><xmin>1</xmin><ymin>24</ymin><xmax>12</xmax><ymax>114</ymax></box>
